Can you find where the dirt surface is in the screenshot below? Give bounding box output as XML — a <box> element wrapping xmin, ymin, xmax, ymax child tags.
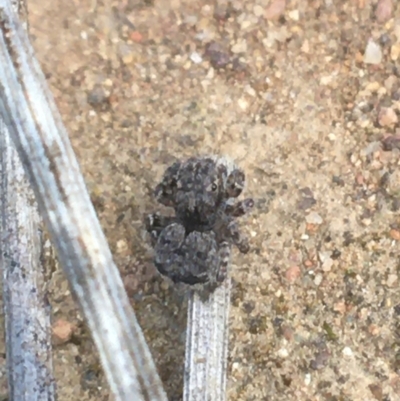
<box><xmin>9</xmin><ymin>0</ymin><xmax>400</xmax><ymax>400</ymax></box>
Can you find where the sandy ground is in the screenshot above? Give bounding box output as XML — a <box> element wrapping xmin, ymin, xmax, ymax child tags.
<box><xmin>2</xmin><ymin>0</ymin><xmax>399</xmax><ymax>400</ymax></box>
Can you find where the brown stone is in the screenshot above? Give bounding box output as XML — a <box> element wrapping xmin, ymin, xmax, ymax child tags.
<box><xmin>52</xmin><ymin>319</ymin><xmax>75</xmax><ymax>345</ymax></box>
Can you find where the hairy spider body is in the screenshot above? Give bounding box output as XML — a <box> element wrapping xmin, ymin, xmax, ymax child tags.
<box><xmin>146</xmin><ymin>156</ymin><xmax>253</xmax><ymax>288</ymax></box>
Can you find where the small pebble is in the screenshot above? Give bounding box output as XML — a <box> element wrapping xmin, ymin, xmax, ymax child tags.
<box><xmin>322</xmin><ymin>258</ymin><xmax>333</xmax><ymax>272</ymax></box>
<box><xmin>87</xmin><ymin>85</ymin><xmax>109</xmax><ymax>109</ymax></box>
<box><xmin>244</xmin><ymin>85</ymin><xmax>256</xmax><ymax>97</ymax></box>
<box><xmin>278</xmin><ymin>348</ymin><xmax>289</xmax><ymax>358</ymax></box>
<box><xmin>238</xmin><ymin>98</ymin><xmax>249</xmax><ymax>110</ymax></box>
<box><xmin>160</xmin><ymin>280</ymin><xmax>170</xmax><ymax>291</ymax></box>
<box><xmin>288</xmin><ymin>10</ymin><xmax>299</xmax><ymax>21</ymax></box>
<box><xmin>369</xmin><ymin>383</ymin><xmax>383</xmax><ymax>400</ymax></box>
<box><xmin>384</xmin><ymin>75</ymin><xmax>397</xmax><ymax>91</ymax></box>
<box><xmin>395</xmin><ymin>23</ymin><xmax>400</xmax><ymax>42</ymax></box>
<box><xmin>213</xmin><ymin>6</ymin><xmax>228</xmax><ymax>22</ymax></box>
<box><xmin>232</xmin><ymin>362</ymin><xmax>240</xmax><ymax>371</ymax></box>
<box><xmin>281</xmin><ymin>325</ymin><xmax>294</xmax><ymax>341</ymax></box>
<box><xmin>375</xmin><ymin>0</ymin><xmax>393</xmax><ymax>23</ymax></box>
<box><xmin>52</xmin><ymin>319</ymin><xmax>75</xmax><ymax>345</ymax></box>
<box><xmin>190</xmin><ymin>52</ymin><xmax>203</xmax><ymax>64</ymax></box>
<box><xmin>285</xmin><ymin>265</ymin><xmax>301</xmax><ymax>283</ymax></box>
<box><xmin>333</xmin><ymin>302</ymin><xmax>346</xmax><ymax>314</ymax></box>
<box><xmin>365</xmin><ymin>82</ymin><xmax>382</xmax><ymax>93</ymax></box>
<box><xmin>118</xmin><ymin>43</ymin><xmax>135</xmax><ymax>65</ymax></box>
<box><xmin>205</xmin><ymin>42</ymin><xmax>231</xmax><ymax>69</ymax></box>
<box><xmin>342</xmin><ymin>346</ymin><xmax>353</xmax><ymax>357</ymax></box>
<box><xmin>304</xmin><ymin>259</ymin><xmax>313</xmax><ymax>268</ymax></box>
<box><xmin>123</xmin><ymin>274</ymin><xmax>141</xmax><ymax>297</ymax></box>
<box><xmin>314</xmin><ymin>274</ymin><xmax>323</xmax><ymax>286</ymax></box>
<box><xmin>387</xmin><ymin>274</ymin><xmax>398</xmax><ymax>287</ymax></box>
<box><xmin>253</xmin><ymin>4</ymin><xmax>264</xmax><ymax>18</ymax></box>
<box><xmin>265</xmin><ymin>0</ymin><xmax>286</xmax><ymax>20</ymax></box>
<box><xmin>320</xmin><ymin>75</ymin><xmax>333</xmax><ymax>86</ymax></box>
<box><xmin>381</xmin><ymin>135</ymin><xmax>400</xmax><ymax>151</ymax></box>
<box><xmin>116</xmin><ymin>239</ymin><xmax>128</xmax><ymax>253</ymax></box>
<box><xmin>368</xmin><ymin>324</ymin><xmax>380</xmax><ymax>336</ymax></box>
<box><xmin>363</xmin><ymin>40</ymin><xmax>383</xmax><ymax>64</ymax></box>
<box><xmin>391</xmin><ymin>43</ymin><xmax>400</xmax><ymax>61</ymax></box>
<box><xmin>310</xmin><ymin>349</ymin><xmax>330</xmax><ymax>370</ymax></box>
<box><xmin>301</xmin><ymin>40</ymin><xmax>310</xmax><ymax>53</ymax></box>
<box><xmin>130</xmin><ymin>31</ymin><xmax>143</xmax><ymax>43</ymax></box>
<box><xmin>240</xmin><ymin>20</ymin><xmax>252</xmax><ymax>30</ymax></box>
<box><xmin>231</xmin><ymin>40</ymin><xmax>247</xmax><ymax>54</ymax></box>
<box><xmin>389</xmin><ymin>228</ymin><xmax>400</xmax><ymax>240</ymax></box>
<box><xmin>305</xmin><ymin>212</ymin><xmax>323</xmax><ymax>225</ymax></box>
<box><xmin>378</xmin><ymin>107</ymin><xmax>398</xmax><ymax>127</ymax></box>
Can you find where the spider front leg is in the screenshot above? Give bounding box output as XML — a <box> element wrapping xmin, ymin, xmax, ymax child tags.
<box><xmin>225</xmin><ymin>198</ymin><xmax>254</xmax><ymax>217</ymax></box>
<box><xmin>226</xmin><ymin>220</ymin><xmax>250</xmax><ymax>254</ymax></box>
<box><xmin>226</xmin><ymin>168</ymin><xmax>246</xmax><ymax>198</ymax></box>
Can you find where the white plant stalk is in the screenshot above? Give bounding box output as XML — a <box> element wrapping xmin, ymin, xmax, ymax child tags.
<box><xmin>184</xmin><ymin>279</ymin><xmax>231</xmax><ymax>401</ymax></box>
<box><xmin>0</xmin><ymin>119</ymin><xmax>56</xmax><ymax>401</ymax></box>
<box><xmin>0</xmin><ymin>1</ymin><xmax>55</xmax><ymax>400</ymax></box>
<box><xmin>0</xmin><ymin>1</ymin><xmax>167</xmax><ymax>400</ymax></box>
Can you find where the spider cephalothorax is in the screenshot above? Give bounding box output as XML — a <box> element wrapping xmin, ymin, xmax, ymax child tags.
<box><xmin>146</xmin><ymin>156</ymin><xmax>253</xmax><ymax>289</ymax></box>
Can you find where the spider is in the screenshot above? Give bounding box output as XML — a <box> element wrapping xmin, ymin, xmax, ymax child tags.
<box><xmin>146</xmin><ymin>156</ymin><xmax>254</xmax><ymax>288</ymax></box>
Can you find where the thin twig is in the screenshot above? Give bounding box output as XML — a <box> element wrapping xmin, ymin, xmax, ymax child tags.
<box><xmin>0</xmin><ymin>1</ymin><xmax>167</xmax><ymax>400</ymax></box>
<box><xmin>0</xmin><ymin>1</ymin><xmax>55</xmax><ymax>400</ymax></box>
<box><xmin>183</xmin><ymin>279</ymin><xmax>231</xmax><ymax>401</ymax></box>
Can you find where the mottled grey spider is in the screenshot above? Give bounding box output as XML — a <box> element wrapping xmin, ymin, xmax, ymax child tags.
<box><xmin>146</xmin><ymin>156</ymin><xmax>253</xmax><ymax>288</ymax></box>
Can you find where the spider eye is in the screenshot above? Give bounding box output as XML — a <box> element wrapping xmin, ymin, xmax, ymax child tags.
<box><xmin>211</xmin><ymin>183</ymin><xmax>218</xmax><ymax>191</ymax></box>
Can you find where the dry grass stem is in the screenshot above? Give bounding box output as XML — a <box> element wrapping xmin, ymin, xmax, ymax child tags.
<box><xmin>0</xmin><ymin>1</ymin><xmax>167</xmax><ymax>399</ymax></box>
<box><xmin>184</xmin><ymin>279</ymin><xmax>231</xmax><ymax>401</ymax></box>
<box><xmin>0</xmin><ymin>1</ymin><xmax>55</xmax><ymax>400</ymax></box>
<box><xmin>0</xmin><ymin>120</ymin><xmax>56</xmax><ymax>400</ymax></box>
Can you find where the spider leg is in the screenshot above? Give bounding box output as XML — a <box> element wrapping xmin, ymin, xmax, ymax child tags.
<box><xmin>216</xmin><ymin>241</ymin><xmax>231</xmax><ymax>283</ymax></box>
<box><xmin>225</xmin><ymin>198</ymin><xmax>254</xmax><ymax>217</ymax></box>
<box><xmin>226</xmin><ymin>168</ymin><xmax>246</xmax><ymax>198</ymax></box>
<box><xmin>226</xmin><ymin>220</ymin><xmax>250</xmax><ymax>254</ymax></box>
<box><xmin>154</xmin><ymin>223</ymin><xmax>186</xmax><ymax>281</ymax></box>
<box><xmin>145</xmin><ymin>213</ymin><xmax>176</xmax><ymax>246</ymax></box>
<box><xmin>154</xmin><ymin>161</ymin><xmax>181</xmax><ymax>207</ymax></box>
